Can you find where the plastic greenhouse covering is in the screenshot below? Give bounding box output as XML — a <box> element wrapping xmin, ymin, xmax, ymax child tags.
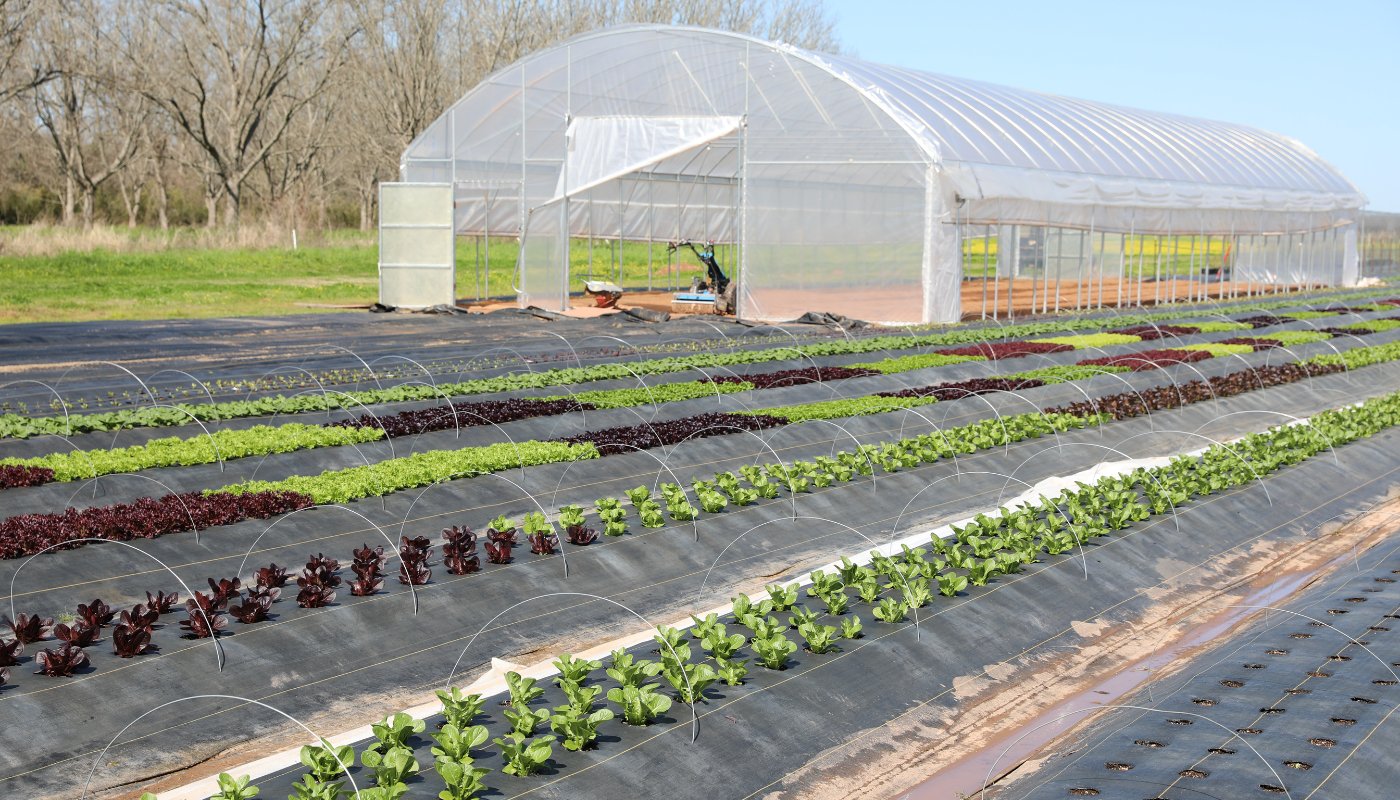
<box><xmin>400</xmin><ymin>25</ymin><xmax>1366</xmax><ymax>323</ymax></box>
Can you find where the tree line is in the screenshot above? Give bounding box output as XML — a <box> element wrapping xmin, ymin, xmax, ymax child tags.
<box><xmin>0</xmin><ymin>0</ymin><xmax>838</xmax><ymax>229</ymax></box>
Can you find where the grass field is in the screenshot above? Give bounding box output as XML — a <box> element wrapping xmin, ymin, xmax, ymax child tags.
<box><xmin>0</xmin><ymin>227</ymin><xmax>723</xmax><ymax>324</ymax></box>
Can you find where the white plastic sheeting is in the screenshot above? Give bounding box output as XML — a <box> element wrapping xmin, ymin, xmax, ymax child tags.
<box><xmin>401</xmin><ymin>25</ymin><xmax>1365</xmax><ymax>322</ymax></box>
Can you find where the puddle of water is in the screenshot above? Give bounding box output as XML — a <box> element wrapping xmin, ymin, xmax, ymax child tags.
<box><xmin>899</xmin><ymin>564</ymin><xmax>1328</xmax><ymax>800</ymax></box>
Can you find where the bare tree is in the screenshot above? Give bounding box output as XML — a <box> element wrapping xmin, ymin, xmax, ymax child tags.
<box><xmin>125</xmin><ymin>0</ymin><xmax>357</xmax><ymax>226</ymax></box>
<box><xmin>31</xmin><ymin>1</ymin><xmax>147</xmax><ymax>227</ymax></box>
<box><xmin>0</xmin><ymin>0</ymin><xmax>54</xmax><ymax>104</ymax></box>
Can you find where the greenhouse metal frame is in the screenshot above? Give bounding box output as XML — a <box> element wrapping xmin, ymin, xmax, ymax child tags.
<box><xmin>394</xmin><ymin>25</ymin><xmax>1367</xmax><ymax>323</ymax></box>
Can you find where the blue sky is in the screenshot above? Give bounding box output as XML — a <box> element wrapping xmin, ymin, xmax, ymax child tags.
<box><xmin>824</xmin><ymin>0</ymin><xmax>1400</xmax><ymax>210</ymax></box>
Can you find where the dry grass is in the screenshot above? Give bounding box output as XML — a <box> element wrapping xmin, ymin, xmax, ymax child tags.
<box><xmin>0</xmin><ymin>221</ymin><xmax>375</xmax><ymax>258</ymax></box>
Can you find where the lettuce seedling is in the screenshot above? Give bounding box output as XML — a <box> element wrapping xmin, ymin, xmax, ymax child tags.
<box><xmin>552</xmin><ymin>653</ymin><xmax>601</xmax><ymax>686</ymax></box>
<box><xmin>607</xmin><ymin>683</ymin><xmax>672</xmax><ymax>725</ymax></box>
<box><xmin>550</xmin><ymin>706</ymin><xmax>614</xmax><ymax>750</ymax></box>
<box><xmin>557</xmin><ymin>505</ymin><xmax>586</xmax><ymax>528</ymax></box>
<box><xmin>788</xmin><ymin>606</ymin><xmax>818</xmax><ymax>629</ymax></box>
<box><xmin>798</xmin><ymin>622</ymin><xmax>839</xmax><ymax>654</ymax></box>
<box><xmin>361</xmin><ymin>745</ymin><xmax>419</xmax><ymax>787</ymax></box>
<box><xmin>493</xmin><ymin>732</ymin><xmax>554</xmax><ymax>776</ymax></box>
<box><xmin>435</xmin><ymin>688</ymin><xmax>485</xmax><ymax>729</ymax></box>
<box><xmin>603</xmin><ymin>520</ymin><xmax>628</xmax><ymax>537</ymax></box>
<box><xmin>505</xmin><ymin>702</ymin><xmax>551</xmax><ymax>737</ymax></box>
<box><xmin>208</xmin><ymin>773</ymin><xmax>259</xmax><ymax>800</ymax></box>
<box><xmin>299</xmin><ymin>739</ymin><xmax>354</xmax><ymax>781</ymax></box>
<box><xmin>715</xmin><ymin>657</ymin><xmax>749</xmax><ymax>686</ymax></box>
<box><xmin>435</xmin><ymin>757</ymin><xmax>489</xmax><ymax>800</ymax></box>
<box><xmin>742</xmin><ymin>614</ymin><xmax>785</xmax><ymax>640</ymax></box>
<box><xmin>654</xmin><ymin>625</ymin><xmax>685</xmax><ymax>652</ymax></box>
<box><xmin>505</xmin><ymin>671</ymin><xmax>544</xmax><ymax>705</ymax></box>
<box><xmin>840</xmin><ymin>616</ymin><xmax>863</xmax><ymax>639</ymax></box>
<box><xmin>856</xmin><ymin>578</ymin><xmax>881</xmax><ymax>604</ymax></box>
<box><xmin>287</xmin><ymin>773</ymin><xmax>343</xmax><ymax>800</ymax></box>
<box><xmin>765</xmin><ymin>583</ymin><xmax>798</xmax><ymax>611</ymax></box>
<box><xmin>967</xmin><ymin>558</ymin><xmax>998</xmax><ymax>586</ymax></box>
<box><xmin>370</xmin><ymin>713</ymin><xmax>425</xmax><ymax>752</ymax></box>
<box><xmin>808</xmin><ymin>569</ymin><xmax>843</xmax><ymax>598</ymax></box>
<box><xmin>0</xmin><ymin>638</ymin><xmax>22</xmax><ymax>667</ymax></box>
<box><xmin>823</xmin><ymin>592</ymin><xmax>849</xmax><ymax>616</ymax></box>
<box><xmin>689</xmin><ymin>613</ymin><xmax>722</xmax><ymax>640</ymax></box>
<box><xmin>666</xmin><ymin>498</ymin><xmax>698</xmax><ymax>521</ymax></box>
<box><xmin>935</xmin><ymin>572</ymin><xmax>968</xmax><ymax>597</ymax></box>
<box><xmin>902</xmin><ymin>579</ymin><xmax>932</xmax><ymax>609</ymax></box>
<box><xmin>557</xmin><ymin>683</ymin><xmax>603</xmax><ymax>714</ymax></box>
<box><xmin>625</xmin><ymin>486</ymin><xmax>652</xmax><ymax>506</ymax></box>
<box><xmin>701</xmin><ymin>627</ymin><xmax>746</xmax><ymax>660</ymax></box>
<box><xmin>872</xmin><ymin>598</ymin><xmax>907</xmax><ymax>623</ymax></box>
<box><xmin>430</xmin><ymin>723</ymin><xmax>489</xmax><ymax>762</ymax></box>
<box><xmin>752</xmin><ymin>631</ymin><xmax>797</xmax><ymax>670</ymax></box>
<box><xmin>5</xmin><ymin>613</ymin><xmax>53</xmax><ymax>644</ymax></box>
<box><xmin>606</xmin><ymin>650</ymin><xmax>662</xmax><ymax>687</ymax></box>
<box><xmin>639</xmin><ymin>503</ymin><xmax>666</xmax><ymax>528</ymax></box>
<box><xmin>663</xmin><ymin>660</ymin><xmax>717</xmax><ymax>703</ymax></box>
<box><xmin>698</xmin><ymin>490</ymin><xmax>728</xmax><ymax>514</ymax></box>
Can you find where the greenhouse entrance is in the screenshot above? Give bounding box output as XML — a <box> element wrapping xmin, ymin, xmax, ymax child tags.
<box><xmin>515</xmin><ymin>115</ymin><xmax>744</xmax><ymax>311</ymax></box>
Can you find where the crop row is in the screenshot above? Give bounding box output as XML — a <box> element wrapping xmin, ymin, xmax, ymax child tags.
<box><xmin>124</xmin><ymin>384</ymin><xmax>1400</xmax><ymax>800</ymax></box>
<box><xmin>5</xmin><ymin>298</ymin><xmax>1392</xmax><ymax>440</ymax></box>
<box><xmin>0</xmin><ymin>314</ymin><xmax>1290</xmax><ymax>488</ymax></box>
<box><xmin>9</xmin><ymin>335</ymin><xmax>1400</xmax><ymax>560</ymax></box>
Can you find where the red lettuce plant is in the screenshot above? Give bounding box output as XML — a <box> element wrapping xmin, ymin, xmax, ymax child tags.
<box><xmin>111</xmin><ymin>624</ymin><xmax>153</xmax><ymax>658</ymax></box>
<box><xmin>349</xmin><ymin>543</ymin><xmax>387</xmax><ymax>596</ymax></box>
<box><xmin>34</xmin><ymin>643</ymin><xmax>87</xmax><ymax>676</ymax></box>
<box><xmin>229</xmin><ymin>593</ymin><xmax>274</xmax><ymax>624</ymax></box>
<box><xmin>0</xmin><ymin>638</ymin><xmax>22</xmax><ymax>666</ymax></box>
<box><xmin>327</xmin><ymin>397</ymin><xmax>596</xmax><ymax>438</ymax></box>
<box><xmin>485</xmin><ymin>540</ymin><xmax>513</xmax><ymax>565</ymax></box>
<box><xmin>565</xmin><ymin>524</ymin><xmax>598</xmax><ymax>546</ymax></box>
<box><xmin>1108</xmin><ymin>324</ymin><xmax>1201</xmax><ymax>340</ymax></box>
<box><xmin>53</xmin><ymin>622</ymin><xmax>99</xmax><ymax>647</ymax></box>
<box><xmin>0</xmin><ymin>490</ymin><xmax>314</xmax><ymax>560</ymax></box>
<box><xmin>119</xmin><ymin>605</ymin><xmax>159</xmax><ymax>633</ymax></box>
<box><xmin>1236</xmin><ymin>315</ymin><xmax>1296</xmax><ymax>329</ymax></box>
<box><xmin>206</xmin><ymin>578</ymin><xmax>242</xmax><ymax>608</ymax></box>
<box><xmin>76</xmin><ymin>599</ymin><xmax>116</xmax><ymax>629</ymax></box>
<box><xmin>296</xmin><ymin>560</ymin><xmax>340</xmax><ymax>607</ymax></box>
<box><xmin>877</xmin><ymin>376</ymin><xmax>1045</xmax><ymax>400</ymax></box>
<box><xmin>5</xmin><ymin>613</ymin><xmax>53</xmax><ymax>644</ymax></box>
<box><xmin>559</xmin><ymin>412</ymin><xmax>786</xmax><ymax>456</ymax></box>
<box><xmin>708</xmin><ymin>366</ymin><xmax>882</xmax><ymax>389</ymax></box>
<box><xmin>254</xmin><ymin>564</ymin><xmax>290</xmax><ymax>590</ymax></box>
<box><xmin>398</xmin><ymin>535</ymin><xmax>434</xmax><ymax>585</ymax></box>
<box><xmin>1217</xmin><ymin>337</ymin><xmax>1283</xmax><ymax>350</ymax></box>
<box><xmin>145</xmin><ymin>590</ymin><xmax>180</xmax><ymax>615</ymax></box>
<box><xmin>442</xmin><ymin>526</ymin><xmax>480</xmax><ymax>575</ymax></box>
<box><xmin>1076</xmin><ymin>348</ymin><xmax>1211</xmax><ymax>372</ymax></box>
<box><xmin>180</xmin><ymin>598</ymin><xmax>227</xmax><ymax>638</ymax></box>
<box><xmin>0</xmin><ymin>464</ymin><xmax>56</xmax><ymax>490</ymax></box>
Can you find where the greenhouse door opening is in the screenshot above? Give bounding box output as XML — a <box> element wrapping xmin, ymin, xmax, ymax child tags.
<box><xmin>517</xmin><ymin>115</ymin><xmax>743</xmax><ymax>311</ymax></box>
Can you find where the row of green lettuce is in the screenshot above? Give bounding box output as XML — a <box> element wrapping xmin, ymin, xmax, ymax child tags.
<box><xmin>2</xmin><ymin>291</ymin><xmax>1394</xmax><ymax>439</ymax></box>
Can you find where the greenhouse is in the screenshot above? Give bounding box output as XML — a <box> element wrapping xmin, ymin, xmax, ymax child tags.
<box><xmin>391</xmin><ymin>25</ymin><xmax>1367</xmax><ymax>323</ymax></box>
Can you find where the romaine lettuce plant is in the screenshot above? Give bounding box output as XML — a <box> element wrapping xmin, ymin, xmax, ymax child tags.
<box><xmin>5</xmin><ymin>613</ymin><xmax>52</xmax><ymax>644</ymax></box>
<box><xmin>715</xmin><ymin>657</ymin><xmax>748</xmax><ymax>686</ymax></box>
<box><xmin>370</xmin><ymin>713</ymin><xmax>425</xmax><ymax>752</ymax></box>
<box><xmin>299</xmin><ymin>739</ymin><xmax>355</xmax><ymax>781</ymax></box>
<box><xmin>435</xmin><ymin>688</ymin><xmax>485</xmax><ymax>730</ymax></box>
<box><xmin>798</xmin><ymin>622</ymin><xmax>839</xmax><ymax>654</ymax></box>
<box><xmin>872</xmin><ymin>598</ymin><xmax>907</xmax><ymax>623</ymax></box>
<box><xmin>606</xmin><ymin>650</ymin><xmax>662</xmax><ymax>688</ymax></box>
<box><xmin>430</xmin><ymin>723</ymin><xmax>489</xmax><ymax>762</ymax></box>
<box><xmin>492</xmin><ymin>732</ymin><xmax>554</xmax><ymax>775</ymax></box>
<box><xmin>506</xmin><ymin>671</ymin><xmax>545</xmax><ymax>705</ymax></box>
<box><xmin>505</xmin><ymin>702</ymin><xmax>551</xmax><ymax>737</ymax></box>
<box><xmin>208</xmin><ymin>773</ymin><xmax>259</xmax><ymax>800</ymax></box>
<box><xmin>607</xmin><ymin>683</ymin><xmax>672</xmax><ymax>725</ymax></box>
<box><xmin>435</xmin><ymin>757</ymin><xmax>490</xmax><ymax>800</ymax></box>
<box><xmin>752</xmin><ymin>631</ymin><xmax>797</xmax><ymax>670</ymax></box>
<box><xmin>840</xmin><ymin>616</ymin><xmax>863</xmax><ymax>639</ymax></box>
<box><xmin>549</xmin><ymin>706</ymin><xmax>614</xmax><ymax>750</ymax></box>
